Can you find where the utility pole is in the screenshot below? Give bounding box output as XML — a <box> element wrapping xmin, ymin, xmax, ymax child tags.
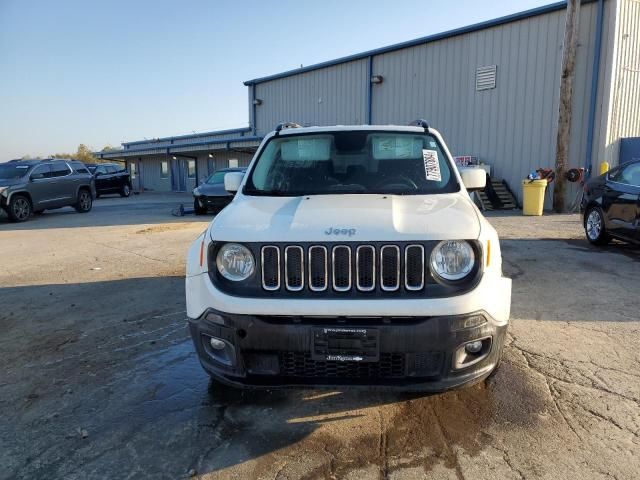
<box><xmin>553</xmin><ymin>0</ymin><xmax>581</xmax><ymax>212</ymax></box>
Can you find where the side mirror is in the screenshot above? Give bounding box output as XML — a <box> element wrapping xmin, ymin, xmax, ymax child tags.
<box><xmin>224</xmin><ymin>172</ymin><xmax>244</xmax><ymax>193</ymax></box>
<box><xmin>459</xmin><ymin>168</ymin><xmax>487</xmax><ymax>192</ymax></box>
<box><xmin>30</xmin><ymin>173</ymin><xmax>44</xmax><ymax>181</ymax></box>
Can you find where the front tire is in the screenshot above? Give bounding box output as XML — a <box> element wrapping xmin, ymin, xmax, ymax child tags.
<box><xmin>194</xmin><ymin>199</ymin><xmax>207</xmax><ymax>215</ymax></box>
<box><xmin>120</xmin><ymin>184</ymin><xmax>131</xmax><ymax>197</ymax></box>
<box><xmin>7</xmin><ymin>195</ymin><xmax>32</xmax><ymax>222</ymax></box>
<box><xmin>584</xmin><ymin>206</ymin><xmax>610</xmax><ymax>245</ymax></box>
<box><xmin>75</xmin><ymin>189</ymin><xmax>93</xmax><ymax>213</ymax></box>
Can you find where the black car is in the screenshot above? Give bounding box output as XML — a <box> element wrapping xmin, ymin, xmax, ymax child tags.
<box><xmin>86</xmin><ymin>163</ymin><xmax>132</xmax><ymax>197</ymax></box>
<box><xmin>193</xmin><ymin>167</ymin><xmax>246</xmax><ymax>215</ymax></box>
<box><xmin>582</xmin><ymin>159</ymin><xmax>640</xmax><ymax>245</ymax></box>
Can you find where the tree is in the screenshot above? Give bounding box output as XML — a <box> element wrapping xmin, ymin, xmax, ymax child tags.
<box><xmin>52</xmin><ymin>144</ymin><xmax>99</xmax><ymax>163</ymax></box>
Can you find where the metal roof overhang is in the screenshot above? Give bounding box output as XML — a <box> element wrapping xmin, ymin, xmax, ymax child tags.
<box><xmin>97</xmin><ymin>136</ymin><xmax>262</xmax><ymax>160</ymax></box>
<box><xmin>122</xmin><ymin>126</ymin><xmax>253</xmax><ymax>147</ymax></box>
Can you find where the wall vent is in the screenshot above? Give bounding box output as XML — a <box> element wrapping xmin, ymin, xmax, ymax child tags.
<box><xmin>476</xmin><ymin>65</ymin><xmax>497</xmax><ymax>91</ymax></box>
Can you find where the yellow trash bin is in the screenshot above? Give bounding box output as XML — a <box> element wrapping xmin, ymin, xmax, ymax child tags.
<box><xmin>521</xmin><ymin>179</ymin><xmax>547</xmax><ymax>216</ymax></box>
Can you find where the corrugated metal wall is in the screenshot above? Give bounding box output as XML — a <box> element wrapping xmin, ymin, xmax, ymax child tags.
<box><xmin>122</xmin><ymin>129</ymin><xmax>252</xmax><ymax>151</ymax></box>
<box><xmin>254</xmin><ymin>59</ymin><xmax>369</xmax><ymax>135</ymax></box>
<box><xmin>250</xmin><ymin>2</ymin><xmax>610</xmax><ymax>206</ymax></box>
<box><xmin>606</xmin><ymin>0</ymin><xmax>640</xmax><ymax>164</ymax></box>
<box><xmin>195</xmin><ymin>150</ymin><xmax>255</xmax><ymax>180</ymax></box>
<box><xmin>371</xmin><ymin>3</ymin><xmax>600</xmax><ymax>206</ymax></box>
<box><xmin>124</xmin><ymin>150</ymin><xmax>255</xmax><ymax>192</ymax></box>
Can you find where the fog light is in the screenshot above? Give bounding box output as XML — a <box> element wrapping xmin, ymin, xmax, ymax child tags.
<box><xmin>209</xmin><ymin>337</ymin><xmax>226</xmax><ymax>350</ymax></box>
<box><xmin>465</xmin><ymin>340</ymin><xmax>483</xmax><ymax>354</ymax></box>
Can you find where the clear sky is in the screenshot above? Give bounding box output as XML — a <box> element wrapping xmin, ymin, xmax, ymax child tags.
<box><xmin>0</xmin><ymin>0</ymin><xmax>553</xmax><ymax>160</ymax></box>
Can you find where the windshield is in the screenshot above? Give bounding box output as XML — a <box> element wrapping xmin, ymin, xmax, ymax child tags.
<box><xmin>0</xmin><ymin>164</ymin><xmax>31</xmax><ymax>179</ymax></box>
<box><xmin>205</xmin><ymin>171</ymin><xmax>228</xmax><ymax>185</ymax></box>
<box><xmin>244</xmin><ymin>131</ymin><xmax>459</xmax><ymax>196</ymax></box>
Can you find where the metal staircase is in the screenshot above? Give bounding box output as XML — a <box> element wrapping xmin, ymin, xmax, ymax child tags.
<box><xmin>474</xmin><ymin>178</ymin><xmax>518</xmax><ymax>211</ymax></box>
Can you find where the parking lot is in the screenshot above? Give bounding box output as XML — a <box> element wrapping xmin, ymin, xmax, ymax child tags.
<box><xmin>1</xmin><ymin>195</ymin><xmax>639</xmax><ymax>480</ymax></box>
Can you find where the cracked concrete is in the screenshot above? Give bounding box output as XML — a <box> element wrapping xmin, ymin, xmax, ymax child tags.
<box><xmin>1</xmin><ymin>201</ymin><xmax>639</xmax><ymax>479</ymax></box>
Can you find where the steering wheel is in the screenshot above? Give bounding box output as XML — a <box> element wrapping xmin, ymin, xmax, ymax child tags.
<box><xmin>373</xmin><ymin>175</ymin><xmax>419</xmax><ymax>190</ymax></box>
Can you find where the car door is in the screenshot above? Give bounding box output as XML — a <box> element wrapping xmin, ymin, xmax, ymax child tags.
<box><xmin>94</xmin><ymin>165</ymin><xmax>109</xmax><ymax>192</ymax></box>
<box><xmin>28</xmin><ymin>164</ymin><xmax>54</xmax><ymax>208</ymax></box>
<box><xmin>106</xmin><ymin>165</ymin><xmax>120</xmax><ymax>191</ymax></box>
<box><xmin>603</xmin><ymin>162</ymin><xmax>640</xmax><ymax>240</ymax></box>
<box><xmin>48</xmin><ymin>162</ymin><xmax>76</xmax><ymax>207</ymax></box>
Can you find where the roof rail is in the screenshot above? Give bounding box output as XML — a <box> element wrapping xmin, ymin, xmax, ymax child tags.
<box><xmin>274</xmin><ymin>122</ymin><xmax>302</xmax><ymax>135</ymax></box>
<box><xmin>409</xmin><ymin>119</ymin><xmax>430</xmax><ymax>131</ymax></box>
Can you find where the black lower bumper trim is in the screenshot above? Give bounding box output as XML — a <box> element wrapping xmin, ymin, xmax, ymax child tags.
<box><xmin>188</xmin><ymin>309</ymin><xmax>507</xmax><ymax>392</ymax></box>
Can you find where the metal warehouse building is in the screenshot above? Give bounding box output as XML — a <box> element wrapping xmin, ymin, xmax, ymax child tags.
<box><xmin>99</xmin><ymin>0</ymin><xmax>639</xmax><ymax>206</ymax></box>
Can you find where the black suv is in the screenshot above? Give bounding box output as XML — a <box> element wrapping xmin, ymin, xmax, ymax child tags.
<box><xmin>0</xmin><ymin>159</ymin><xmax>96</xmax><ymax>222</ymax></box>
<box><xmin>86</xmin><ymin>163</ymin><xmax>132</xmax><ymax>197</ymax></box>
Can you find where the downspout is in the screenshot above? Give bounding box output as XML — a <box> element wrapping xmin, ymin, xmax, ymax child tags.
<box><xmin>251</xmin><ymin>85</ymin><xmax>257</xmax><ymax>136</ymax></box>
<box><xmin>366</xmin><ymin>56</ymin><xmax>373</xmax><ymax>125</ymax></box>
<box><xmin>584</xmin><ymin>0</ymin><xmax>605</xmax><ymax>178</ymax></box>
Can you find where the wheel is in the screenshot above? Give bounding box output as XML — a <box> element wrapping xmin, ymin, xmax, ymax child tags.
<box><xmin>7</xmin><ymin>195</ymin><xmax>32</xmax><ymax>222</ymax></box>
<box><xmin>75</xmin><ymin>189</ymin><xmax>93</xmax><ymax>213</ymax></box>
<box><xmin>584</xmin><ymin>206</ymin><xmax>610</xmax><ymax>245</ymax></box>
<box><xmin>120</xmin><ymin>184</ymin><xmax>131</xmax><ymax>197</ymax></box>
<box><xmin>194</xmin><ymin>199</ymin><xmax>207</xmax><ymax>215</ymax></box>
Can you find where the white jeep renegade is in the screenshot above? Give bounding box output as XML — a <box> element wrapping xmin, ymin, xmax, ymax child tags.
<box><xmin>186</xmin><ymin>122</ymin><xmax>511</xmax><ymax>391</ymax></box>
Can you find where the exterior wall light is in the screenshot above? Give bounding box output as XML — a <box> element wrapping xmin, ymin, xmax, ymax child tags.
<box><xmin>253</xmin><ymin>99</ymin><xmax>263</xmax><ymax>105</ymax></box>
<box><xmin>371</xmin><ymin>75</ymin><xmax>384</xmax><ymax>84</ymax></box>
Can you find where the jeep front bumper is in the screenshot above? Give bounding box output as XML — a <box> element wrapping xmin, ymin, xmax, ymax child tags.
<box><xmin>188</xmin><ymin>309</ymin><xmax>506</xmax><ymax>391</ymax></box>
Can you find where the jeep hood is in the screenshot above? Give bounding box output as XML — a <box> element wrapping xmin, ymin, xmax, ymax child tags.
<box><xmin>211</xmin><ymin>193</ymin><xmax>481</xmax><ymax>242</ymax></box>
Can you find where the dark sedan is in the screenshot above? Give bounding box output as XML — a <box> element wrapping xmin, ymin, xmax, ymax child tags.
<box><xmin>193</xmin><ymin>167</ymin><xmax>246</xmax><ymax>215</ymax></box>
<box><xmin>582</xmin><ymin>159</ymin><xmax>640</xmax><ymax>245</ymax></box>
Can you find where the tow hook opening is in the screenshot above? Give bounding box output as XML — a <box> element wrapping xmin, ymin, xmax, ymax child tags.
<box><xmin>453</xmin><ymin>337</ymin><xmax>492</xmax><ymax>370</ymax></box>
<box><xmin>202</xmin><ymin>334</ymin><xmax>236</xmax><ymax>367</ymax></box>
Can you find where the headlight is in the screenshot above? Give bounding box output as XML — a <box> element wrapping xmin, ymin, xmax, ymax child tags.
<box><xmin>193</xmin><ymin>187</ymin><xmax>201</xmax><ymax>196</ymax></box>
<box><xmin>0</xmin><ymin>186</ymin><xmax>7</xmax><ymax>196</ymax></box>
<box><xmin>216</xmin><ymin>243</ymin><xmax>255</xmax><ymax>281</ymax></box>
<box><xmin>430</xmin><ymin>240</ymin><xmax>475</xmax><ymax>282</ymax></box>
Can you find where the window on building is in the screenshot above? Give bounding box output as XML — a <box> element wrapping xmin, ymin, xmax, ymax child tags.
<box><xmin>228</xmin><ymin>158</ymin><xmax>239</xmax><ymax>168</ymax></box>
<box><xmin>161</xmin><ymin>161</ymin><xmax>168</xmax><ymax>179</ymax></box>
<box><xmin>188</xmin><ymin>160</ymin><xmax>196</xmax><ymax>178</ymax></box>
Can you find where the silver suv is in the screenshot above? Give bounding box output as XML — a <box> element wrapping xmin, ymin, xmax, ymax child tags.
<box><xmin>0</xmin><ymin>159</ymin><xmax>96</xmax><ymax>222</ymax></box>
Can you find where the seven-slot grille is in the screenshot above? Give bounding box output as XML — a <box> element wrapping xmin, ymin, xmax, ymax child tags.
<box><xmin>261</xmin><ymin>244</ymin><xmax>427</xmax><ymax>293</ymax></box>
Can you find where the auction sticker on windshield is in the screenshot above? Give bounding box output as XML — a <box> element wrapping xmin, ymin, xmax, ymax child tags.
<box><xmin>423</xmin><ymin>149</ymin><xmax>441</xmax><ymax>181</ymax></box>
